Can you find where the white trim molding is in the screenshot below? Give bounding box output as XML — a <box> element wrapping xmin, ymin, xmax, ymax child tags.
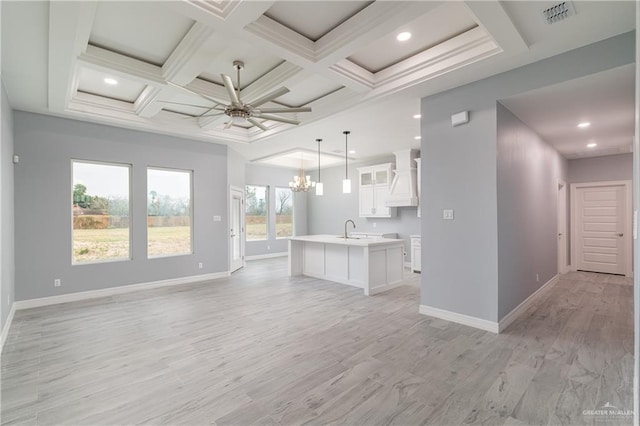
<box><xmin>498</xmin><ymin>274</ymin><xmax>559</xmax><ymax>333</ymax></box>
<box><xmin>14</xmin><ymin>271</ymin><xmax>230</xmax><ymax>310</ymax></box>
<box><xmin>245</xmin><ymin>252</ymin><xmax>288</xmax><ymax>261</ymax></box>
<box><xmin>419</xmin><ymin>305</ymin><xmax>499</xmax><ymax>333</ymax></box>
<box><xmin>0</xmin><ymin>304</ymin><xmax>16</xmax><ymax>354</ymax></box>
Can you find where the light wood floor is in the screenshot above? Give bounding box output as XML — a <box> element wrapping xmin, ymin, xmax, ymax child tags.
<box><xmin>1</xmin><ymin>259</ymin><xmax>633</xmax><ymax>425</ymax></box>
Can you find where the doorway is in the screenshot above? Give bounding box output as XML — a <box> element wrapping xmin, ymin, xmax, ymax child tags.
<box><xmin>229</xmin><ymin>186</ymin><xmax>245</xmax><ymax>273</ymax></box>
<box><xmin>571</xmin><ymin>180</ymin><xmax>632</xmax><ymax>276</ymax></box>
<box><xmin>557</xmin><ymin>180</ymin><xmax>568</xmax><ymax>274</ymax></box>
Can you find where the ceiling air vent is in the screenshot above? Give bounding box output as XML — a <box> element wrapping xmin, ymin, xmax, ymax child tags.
<box><xmin>542</xmin><ymin>1</ymin><xmax>576</xmax><ymax>24</ymax></box>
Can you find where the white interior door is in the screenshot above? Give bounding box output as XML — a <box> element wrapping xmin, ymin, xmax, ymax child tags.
<box><xmin>557</xmin><ymin>180</ymin><xmax>568</xmax><ymax>274</ymax></box>
<box><xmin>230</xmin><ymin>187</ymin><xmax>244</xmax><ymax>273</ymax></box>
<box><xmin>572</xmin><ymin>182</ymin><xmax>631</xmax><ymax>275</ymax></box>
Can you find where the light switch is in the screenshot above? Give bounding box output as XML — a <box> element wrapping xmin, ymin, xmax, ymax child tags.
<box><xmin>443</xmin><ymin>209</ymin><xmax>454</xmax><ymax>220</ymax></box>
<box><xmin>213</xmin><ymin>215</ymin><xmax>221</xmax><ymax>222</ymax></box>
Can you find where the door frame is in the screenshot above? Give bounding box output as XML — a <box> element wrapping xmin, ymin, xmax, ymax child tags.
<box><xmin>557</xmin><ymin>179</ymin><xmax>568</xmax><ymax>274</ymax></box>
<box><xmin>570</xmin><ymin>180</ymin><xmax>633</xmax><ymax>277</ymax></box>
<box><xmin>229</xmin><ymin>185</ymin><xmax>245</xmax><ymax>273</ymax></box>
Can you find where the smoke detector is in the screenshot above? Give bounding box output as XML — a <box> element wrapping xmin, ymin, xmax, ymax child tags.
<box><xmin>542</xmin><ymin>1</ymin><xmax>576</xmax><ymax>24</ymax></box>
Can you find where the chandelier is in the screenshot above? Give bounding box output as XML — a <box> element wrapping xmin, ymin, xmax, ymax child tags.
<box><xmin>289</xmin><ymin>159</ymin><xmax>315</xmax><ymax>192</ymax></box>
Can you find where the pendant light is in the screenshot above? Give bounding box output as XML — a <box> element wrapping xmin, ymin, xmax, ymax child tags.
<box><xmin>342</xmin><ymin>131</ymin><xmax>351</xmax><ymax>194</ymax></box>
<box><xmin>315</xmin><ymin>138</ymin><xmax>324</xmax><ymax>196</ymax></box>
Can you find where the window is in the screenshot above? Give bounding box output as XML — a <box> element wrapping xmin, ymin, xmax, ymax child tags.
<box><xmin>147</xmin><ymin>168</ymin><xmax>192</xmax><ymax>257</ymax></box>
<box><xmin>245</xmin><ymin>185</ymin><xmax>268</xmax><ymax>241</ymax></box>
<box><xmin>72</xmin><ymin>161</ymin><xmax>131</xmax><ymax>264</ymax></box>
<box><xmin>275</xmin><ymin>187</ymin><xmax>293</xmax><ymax>238</ymax></box>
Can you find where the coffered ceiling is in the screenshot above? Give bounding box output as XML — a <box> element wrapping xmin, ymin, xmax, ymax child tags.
<box><xmin>1</xmin><ymin>1</ymin><xmax>636</xmax><ymax>162</ymax></box>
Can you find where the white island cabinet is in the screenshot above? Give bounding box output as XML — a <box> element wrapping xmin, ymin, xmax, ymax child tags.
<box><xmin>288</xmin><ymin>235</ymin><xmax>405</xmax><ymax>296</ymax></box>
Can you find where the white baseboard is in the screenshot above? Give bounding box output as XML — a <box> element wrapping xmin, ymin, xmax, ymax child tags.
<box><xmin>14</xmin><ymin>271</ymin><xmax>230</xmax><ymax>310</ymax></box>
<box><xmin>419</xmin><ymin>305</ymin><xmax>499</xmax><ymax>333</ymax></box>
<box><xmin>245</xmin><ymin>252</ymin><xmax>287</xmax><ymax>261</ymax></box>
<box><xmin>404</xmin><ymin>261</ymin><xmax>411</xmax><ymax>269</ymax></box>
<box><xmin>498</xmin><ymin>274</ymin><xmax>559</xmax><ymax>332</ymax></box>
<box><xmin>1</xmin><ymin>303</ymin><xmax>16</xmax><ymax>353</ymax></box>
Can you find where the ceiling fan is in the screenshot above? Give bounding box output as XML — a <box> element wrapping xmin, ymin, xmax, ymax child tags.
<box><xmin>166</xmin><ymin>60</ymin><xmax>311</xmax><ymax>131</ymax></box>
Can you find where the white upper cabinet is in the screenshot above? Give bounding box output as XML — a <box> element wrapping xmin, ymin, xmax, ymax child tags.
<box><xmin>357</xmin><ymin>163</ymin><xmax>396</xmax><ymax>218</ymax></box>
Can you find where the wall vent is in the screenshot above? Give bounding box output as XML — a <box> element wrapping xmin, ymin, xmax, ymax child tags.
<box><xmin>542</xmin><ymin>1</ymin><xmax>576</xmax><ymax>24</ymax></box>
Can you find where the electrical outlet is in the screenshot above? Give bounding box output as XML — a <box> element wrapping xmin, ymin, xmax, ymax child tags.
<box><xmin>443</xmin><ymin>209</ymin><xmax>454</xmax><ymax>220</ymax></box>
<box><xmin>7</xmin><ymin>295</ymin><xmax>10</xmax><ymax>306</ymax></box>
<box><xmin>267</xmin><ymin>245</ymin><xmax>271</xmax><ymax>250</ymax></box>
<box><xmin>54</xmin><ymin>279</ymin><xmax>61</xmax><ymax>287</ymax></box>
<box><xmin>536</xmin><ymin>274</ymin><xmax>539</xmax><ymax>282</ymax></box>
<box><xmin>372</xmin><ymin>222</ymin><xmax>377</xmax><ymax>228</ymax></box>
<box><xmin>198</xmin><ymin>262</ymin><xmax>203</xmax><ymax>269</ymax></box>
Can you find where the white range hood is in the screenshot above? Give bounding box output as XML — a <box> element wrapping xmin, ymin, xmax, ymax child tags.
<box><xmin>385</xmin><ymin>149</ymin><xmax>419</xmax><ymax>207</ymax></box>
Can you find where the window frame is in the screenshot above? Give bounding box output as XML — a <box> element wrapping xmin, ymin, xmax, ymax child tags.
<box><xmin>274</xmin><ymin>186</ymin><xmax>294</xmax><ymax>239</ymax></box>
<box><xmin>71</xmin><ymin>159</ymin><xmax>133</xmax><ymax>266</ymax></box>
<box><xmin>146</xmin><ymin>166</ymin><xmax>194</xmax><ymax>259</ymax></box>
<box><xmin>245</xmin><ymin>184</ymin><xmax>269</xmax><ymax>242</ymax></box>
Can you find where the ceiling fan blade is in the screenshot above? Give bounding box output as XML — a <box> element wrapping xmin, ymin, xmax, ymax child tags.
<box><xmin>166</xmin><ymin>81</ymin><xmax>225</xmax><ymax>106</ymax></box>
<box><xmin>224</xmin><ymin>119</ymin><xmax>235</xmax><ymax>129</ymax></box>
<box><xmin>253</xmin><ymin>107</ymin><xmax>312</xmax><ymax>114</ymax></box>
<box><xmin>157</xmin><ymin>100</ymin><xmax>212</xmax><ymax>109</ymax></box>
<box><xmin>200</xmin><ymin>112</ymin><xmax>225</xmax><ymax>118</ymax></box>
<box><xmin>249</xmin><ymin>87</ymin><xmax>290</xmax><ymax>108</ymax></box>
<box><xmin>221</xmin><ymin>74</ymin><xmax>241</xmax><ymax>106</ymax></box>
<box><xmin>254</xmin><ymin>113</ymin><xmax>300</xmax><ymax>126</ymax></box>
<box><xmin>198</xmin><ymin>114</ymin><xmax>227</xmax><ymax>129</ymax></box>
<box><xmin>247</xmin><ymin>118</ymin><xmax>268</xmax><ymax>131</ymax></box>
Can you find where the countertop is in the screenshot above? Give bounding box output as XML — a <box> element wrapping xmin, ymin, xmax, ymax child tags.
<box><xmin>289</xmin><ymin>234</ymin><xmax>405</xmax><ymax>247</ymax></box>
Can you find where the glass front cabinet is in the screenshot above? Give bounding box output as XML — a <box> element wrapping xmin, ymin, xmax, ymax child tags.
<box><xmin>356</xmin><ymin>163</ymin><xmax>396</xmax><ymax>218</ymax></box>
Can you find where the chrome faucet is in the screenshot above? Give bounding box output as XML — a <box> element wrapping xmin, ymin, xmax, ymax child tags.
<box><xmin>344</xmin><ymin>219</ymin><xmax>356</xmax><ymax>239</ymax></box>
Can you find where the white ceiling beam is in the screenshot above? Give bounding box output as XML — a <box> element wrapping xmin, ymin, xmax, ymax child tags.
<box><xmin>170</xmin><ymin>1</ymin><xmax>275</xmax><ymax>31</ymax></box>
<box><xmin>137</xmin><ymin>22</ymin><xmax>228</xmax><ymax>118</ymax></box>
<box><xmin>78</xmin><ymin>45</ymin><xmax>229</xmax><ymax>108</ymax></box>
<box><xmin>313</xmin><ymin>2</ymin><xmax>441</xmax><ymax>66</ymax></box>
<box><xmin>240</xmin><ymin>61</ymin><xmax>303</xmax><ymax>105</ymax></box>
<box><xmin>48</xmin><ymin>1</ymin><xmax>97</xmax><ymax>112</ymax></box>
<box><xmin>463</xmin><ymin>1</ymin><xmax>528</xmax><ymax>54</ymax></box>
<box><xmin>79</xmin><ymin>45</ymin><xmax>166</xmax><ymax>86</ymax></box>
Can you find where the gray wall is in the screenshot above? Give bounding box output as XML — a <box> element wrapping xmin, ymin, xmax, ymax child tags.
<box><xmin>497</xmin><ymin>103</ymin><xmax>567</xmax><ymax>320</ymax></box>
<box><xmin>227</xmin><ymin>147</ymin><xmax>246</xmax><ymax>190</ymax></box>
<box><xmin>13</xmin><ymin>112</ymin><xmax>229</xmax><ymax>301</ymax></box>
<box><xmin>306</xmin><ymin>156</ymin><xmax>420</xmax><ymax>263</ymax></box>
<box><xmin>1</xmin><ymin>82</ymin><xmax>15</xmax><ymax>329</ymax></box>
<box><xmin>421</xmin><ymin>94</ymin><xmax>499</xmax><ymax>322</ymax></box>
<box><xmin>245</xmin><ymin>163</ymin><xmax>307</xmax><ymax>256</ymax></box>
<box><xmin>567</xmin><ymin>153</ymin><xmax>633</xmax><ymax>183</ymax></box>
<box><xmin>420</xmin><ymin>31</ymin><xmax>635</xmax><ymax>323</ymax></box>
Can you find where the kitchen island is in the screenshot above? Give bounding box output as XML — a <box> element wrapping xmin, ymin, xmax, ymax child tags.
<box><xmin>288</xmin><ymin>235</ymin><xmax>405</xmax><ymax>296</ymax></box>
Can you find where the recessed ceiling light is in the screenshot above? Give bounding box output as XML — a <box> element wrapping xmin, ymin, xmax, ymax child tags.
<box><xmin>104</xmin><ymin>78</ymin><xmax>118</xmax><ymax>85</ymax></box>
<box><xmin>577</xmin><ymin>122</ymin><xmax>591</xmax><ymax>128</ymax></box>
<box><xmin>414</xmin><ymin>136</ymin><xmax>421</xmax><ymax>140</ymax></box>
<box><xmin>349</xmin><ymin>150</ymin><xmax>356</xmax><ymax>154</ymax></box>
<box><xmin>413</xmin><ymin>114</ymin><xmax>421</xmax><ymax>119</ymax></box>
<box><xmin>587</xmin><ymin>143</ymin><xmax>597</xmax><ymax>148</ymax></box>
<box><xmin>396</xmin><ymin>32</ymin><xmax>412</xmax><ymax>42</ymax></box>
